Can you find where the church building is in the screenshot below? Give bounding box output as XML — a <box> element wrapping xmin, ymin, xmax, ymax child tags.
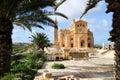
<box><xmin>54</xmin><ymin>19</ymin><xmax>94</xmax><ymax>49</ymax></box>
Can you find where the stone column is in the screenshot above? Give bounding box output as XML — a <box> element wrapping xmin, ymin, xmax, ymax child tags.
<box><xmin>74</xmin><ymin>34</ymin><xmax>77</xmax><ymax>48</ymax></box>
<box><xmin>85</xmin><ymin>34</ymin><xmax>88</xmax><ymax>48</ymax></box>
<box><xmin>65</xmin><ymin>34</ymin><xmax>70</xmax><ymax>48</ymax></box>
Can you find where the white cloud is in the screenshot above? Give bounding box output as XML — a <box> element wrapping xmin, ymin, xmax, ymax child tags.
<box><xmin>87</xmin><ymin>1</ymin><xmax>104</xmax><ymax>14</ymax></box>
<box><xmin>83</xmin><ymin>18</ymin><xmax>96</xmax><ymax>24</ymax></box>
<box><xmin>56</xmin><ymin>0</ymin><xmax>87</xmax><ymax>22</ymax></box>
<box><xmin>13</xmin><ymin>27</ymin><xmax>21</xmax><ymax>33</ymax></box>
<box><xmin>13</xmin><ymin>29</ymin><xmax>19</xmax><ymax>33</ymax></box>
<box><xmin>55</xmin><ymin>0</ymin><xmax>104</xmax><ymax>22</ymax></box>
<box><xmin>88</xmin><ymin>19</ymin><xmax>96</xmax><ymax>24</ymax></box>
<box><xmin>102</xmin><ymin>19</ymin><xmax>108</xmax><ymax>27</ymax></box>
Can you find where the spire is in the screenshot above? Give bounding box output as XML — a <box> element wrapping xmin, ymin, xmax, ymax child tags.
<box><xmin>73</xmin><ymin>19</ymin><xmax>75</xmax><ymax>22</ymax></box>
<box><xmin>55</xmin><ymin>17</ymin><xmax>58</xmax><ymax>24</ymax></box>
<box><xmin>54</xmin><ymin>18</ymin><xmax>58</xmax><ymax>46</ymax></box>
<box><xmin>54</xmin><ymin>18</ymin><xmax>58</xmax><ymax>29</ymax></box>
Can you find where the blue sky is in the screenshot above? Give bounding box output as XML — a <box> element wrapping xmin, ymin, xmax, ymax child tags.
<box><xmin>12</xmin><ymin>0</ymin><xmax>114</xmax><ymax>45</ymax></box>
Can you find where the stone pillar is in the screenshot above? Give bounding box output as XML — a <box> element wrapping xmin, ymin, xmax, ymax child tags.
<box><xmin>85</xmin><ymin>34</ymin><xmax>88</xmax><ymax>48</ymax></box>
<box><xmin>60</xmin><ymin>30</ymin><xmax>62</xmax><ymax>47</ymax></box>
<box><xmin>78</xmin><ymin>38</ymin><xmax>80</xmax><ymax>48</ymax></box>
<box><xmin>65</xmin><ymin>35</ymin><xmax>70</xmax><ymax>48</ymax></box>
<box><xmin>74</xmin><ymin>34</ymin><xmax>77</xmax><ymax>48</ymax></box>
<box><xmin>85</xmin><ymin>41</ymin><xmax>88</xmax><ymax>48</ymax></box>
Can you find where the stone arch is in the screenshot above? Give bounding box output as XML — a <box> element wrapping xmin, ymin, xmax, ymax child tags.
<box><xmin>88</xmin><ymin>43</ymin><xmax>91</xmax><ymax>48</ymax></box>
<box><xmin>88</xmin><ymin>37</ymin><xmax>92</xmax><ymax>48</ymax></box>
<box><xmin>62</xmin><ymin>44</ymin><xmax>65</xmax><ymax>47</ymax></box>
<box><xmin>81</xmin><ymin>40</ymin><xmax>85</xmax><ymax>47</ymax></box>
<box><xmin>71</xmin><ymin>43</ymin><xmax>74</xmax><ymax>48</ymax></box>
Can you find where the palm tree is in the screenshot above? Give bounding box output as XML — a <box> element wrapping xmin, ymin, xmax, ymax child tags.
<box><xmin>0</xmin><ymin>0</ymin><xmax>67</xmax><ymax>75</ymax></box>
<box><xmin>80</xmin><ymin>0</ymin><xmax>120</xmax><ymax>79</ymax></box>
<box><xmin>31</xmin><ymin>33</ymin><xmax>50</xmax><ymax>53</ymax></box>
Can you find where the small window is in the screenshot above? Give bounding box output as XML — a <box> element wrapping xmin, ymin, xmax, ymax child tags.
<box><xmin>83</xmin><ymin>24</ymin><xmax>84</xmax><ymax>27</ymax></box>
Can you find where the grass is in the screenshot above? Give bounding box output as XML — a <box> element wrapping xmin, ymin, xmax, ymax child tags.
<box><xmin>12</xmin><ymin>43</ymin><xmax>33</xmax><ymax>54</ymax></box>
<box><xmin>51</xmin><ymin>63</ymin><xmax>65</xmax><ymax>69</ymax></box>
<box><xmin>0</xmin><ymin>43</ymin><xmax>46</xmax><ymax>80</ymax></box>
<box><xmin>12</xmin><ymin>43</ymin><xmax>28</xmax><ymax>54</ymax></box>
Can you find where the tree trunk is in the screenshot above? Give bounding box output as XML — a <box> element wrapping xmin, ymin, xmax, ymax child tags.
<box><xmin>105</xmin><ymin>0</ymin><xmax>120</xmax><ymax>79</ymax></box>
<box><xmin>0</xmin><ymin>18</ymin><xmax>13</xmax><ymax>75</ymax></box>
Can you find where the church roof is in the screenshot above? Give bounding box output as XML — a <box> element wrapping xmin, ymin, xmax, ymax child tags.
<box><xmin>75</xmin><ymin>19</ymin><xmax>87</xmax><ymax>25</ymax></box>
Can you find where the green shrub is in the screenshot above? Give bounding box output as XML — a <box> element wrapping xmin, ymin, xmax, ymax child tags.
<box><xmin>40</xmin><ymin>55</ymin><xmax>46</xmax><ymax>61</ymax></box>
<box><xmin>0</xmin><ymin>73</ymin><xmax>14</xmax><ymax>80</ymax></box>
<box><xmin>94</xmin><ymin>45</ymin><xmax>102</xmax><ymax>48</ymax></box>
<box><xmin>1</xmin><ymin>52</ymin><xmax>46</xmax><ymax>80</ymax></box>
<box><xmin>51</xmin><ymin>63</ymin><xmax>65</xmax><ymax>69</ymax></box>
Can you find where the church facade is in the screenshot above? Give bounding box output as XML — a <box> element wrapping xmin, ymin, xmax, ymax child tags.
<box><xmin>54</xmin><ymin>19</ymin><xmax>94</xmax><ymax>49</ymax></box>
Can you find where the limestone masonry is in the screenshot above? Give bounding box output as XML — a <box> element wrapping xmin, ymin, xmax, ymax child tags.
<box><xmin>54</xmin><ymin>19</ymin><xmax>94</xmax><ymax>49</ymax></box>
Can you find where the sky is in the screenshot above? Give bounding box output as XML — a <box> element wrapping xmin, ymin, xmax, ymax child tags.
<box><xmin>12</xmin><ymin>0</ymin><xmax>114</xmax><ymax>45</ymax></box>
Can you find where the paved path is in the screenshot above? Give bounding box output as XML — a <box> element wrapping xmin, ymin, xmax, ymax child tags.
<box><xmin>34</xmin><ymin>57</ymin><xmax>114</xmax><ymax>80</ymax></box>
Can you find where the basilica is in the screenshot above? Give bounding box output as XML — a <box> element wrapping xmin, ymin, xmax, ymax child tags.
<box><xmin>54</xmin><ymin>19</ymin><xmax>94</xmax><ymax>49</ymax></box>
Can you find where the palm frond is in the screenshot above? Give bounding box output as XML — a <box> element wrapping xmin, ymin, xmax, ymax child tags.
<box><xmin>17</xmin><ymin>0</ymin><xmax>56</xmax><ymax>14</ymax></box>
<box><xmin>47</xmin><ymin>11</ymin><xmax>68</xmax><ymax>19</ymax></box>
<box><xmin>0</xmin><ymin>0</ymin><xmax>67</xmax><ymax>31</ymax></box>
<box><xmin>80</xmin><ymin>0</ymin><xmax>102</xmax><ymax>19</ymax></box>
<box><xmin>54</xmin><ymin>0</ymin><xmax>66</xmax><ymax>11</ymax></box>
<box><xmin>13</xmin><ymin>18</ymin><xmax>32</xmax><ymax>31</ymax></box>
<box><xmin>15</xmin><ymin>9</ymin><xmax>55</xmax><ymax>31</ymax></box>
<box><xmin>32</xmin><ymin>23</ymin><xmax>45</xmax><ymax>30</ymax></box>
<box><xmin>0</xmin><ymin>0</ymin><xmax>22</xmax><ymax>19</ymax></box>
<box><xmin>31</xmin><ymin>33</ymin><xmax>50</xmax><ymax>50</ymax></box>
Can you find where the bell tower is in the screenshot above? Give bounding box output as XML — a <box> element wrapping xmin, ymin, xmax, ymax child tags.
<box><xmin>54</xmin><ymin>18</ymin><xmax>58</xmax><ymax>46</ymax></box>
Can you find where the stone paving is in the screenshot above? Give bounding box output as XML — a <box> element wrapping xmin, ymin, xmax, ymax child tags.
<box><xmin>34</xmin><ymin>57</ymin><xmax>114</xmax><ymax>80</ymax></box>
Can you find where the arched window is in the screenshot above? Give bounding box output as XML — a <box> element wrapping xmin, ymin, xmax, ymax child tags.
<box><xmin>88</xmin><ymin>43</ymin><xmax>91</xmax><ymax>48</ymax></box>
<box><xmin>71</xmin><ymin>43</ymin><xmax>73</xmax><ymax>48</ymax></box>
<box><xmin>81</xmin><ymin>40</ymin><xmax>85</xmax><ymax>47</ymax></box>
<box><xmin>88</xmin><ymin>38</ymin><xmax>90</xmax><ymax>40</ymax></box>
<box><xmin>71</xmin><ymin>38</ymin><xmax>73</xmax><ymax>40</ymax></box>
<box><xmin>63</xmin><ymin>44</ymin><xmax>64</xmax><ymax>47</ymax></box>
